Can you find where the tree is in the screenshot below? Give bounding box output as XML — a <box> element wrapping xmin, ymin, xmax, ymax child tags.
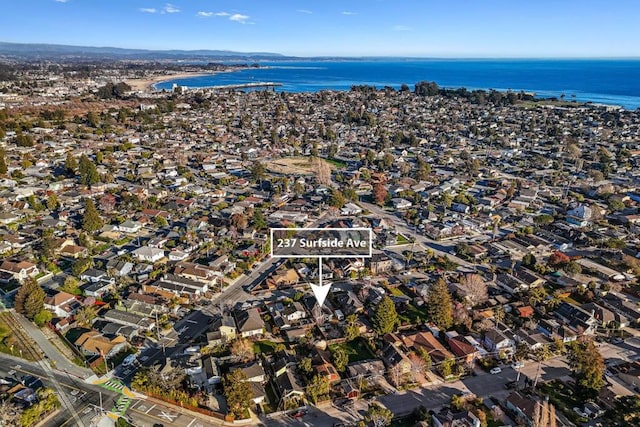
<box><xmin>365</xmin><ymin>403</ymin><xmax>393</xmax><ymax>427</ymax></box>
<box><xmin>373</xmin><ymin>182</ymin><xmax>388</xmax><ymax>206</ymax></box>
<box><xmin>533</xmin><ymin>214</ymin><xmax>555</xmax><ymax>226</ymax></box>
<box><xmin>417</xmin><ymin>347</ymin><xmax>432</xmax><ymax>372</ymax></box>
<box><xmin>75</xmin><ymin>305</ymin><xmax>98</xmax><ymax>328</ymax></box>
<box><xmin>439</xmin><ymin>358</ymin><xmax>456</xmax><ymax>378</ymax></box>
<box><xmin>607</xmin><ymin>395</ymin><xmax>640</xmax><ymax>426</ymax></box>
<box><xmin>82</xmin><ymin>198</ymin><xmax>103</xmax><ymax>232</ymax></box>
<box><xmin>78</xmin><ymin>154</ymin><xmax>100</xmax><ymax>186</ymax></box>
<box><xmin>564</xmin><ymin>261</ymin><xmax>582</xmax><ymax>277</ymax></box>
<box><xmin>314</xmin><ymin>157</ymin><xmax>331</xmax><ymax>185</ymax></box>
<box><xmin>0</xmin><ymin>147</ymin><xmax>7</xmax><ymax>174</ymax></box>
<box><xmin>251</xmin><ymin>208</ymin><xmax>267</xmax><ymax>230</ymax></box>
<box><xmin>33</xmin><ymin>309</ymin><xmax>53</xmax><ymax>327</ymax></box>
<box><xmin>528</xmin><ymin>286</ymin><xmax>548</xmax><ymax>306</ymax></box>
<box><xmin>306</xmin><ymin>374</ymin><xmax>330</xmax><ymax>404</ymax></box>
<box><xmin>426</xmin><ymin>279</ymin><xmax>453</xmax><ymax>329</ymax></box>
<box><xmin>567</xmin><ymin>339</ymin><xmax>605</xmax><ymax>398</ymax></box>
<box><xmin>230</xmin><ymin>213</ymin><xmax>248</xmax><ymax>231</ymax></box>
<box><xmin>299</xmin><ymin>357</ymin><xmax>313</xmax><ymax>376</ymax></box>
<box><xmin>64</xmin><ymin>152</ymin><xmax>77</xmax><ymax>176</ymax></box>
<box><xmin>332</xmin><ymin>347</ymin><xmax>349</xmax><ymax>372</ymax></box>
<box><xmin>250</xmin><ymin>161</ymin><xmax>265</xmax><ymax>183</ymax></box>
<box><xmin>329</xmin><ymin>188</ymin><xmax>346</xmax><ymax>208</ymax></box>
<box><xmin>522</xmin><ymin>253</ymin><xmax>537</xmax><ymax>269</ymax></box>
<box><xmin>46</xmin><ymin>193</ymin><xmax>58</xmax><ymax>211</ymax></box>
<box><xmin>459</xmin><ymin>274</ymin><xmax>488</xmax><ymax>307</ymax></box>
<box><xmin>372</xmin><ymin>296</ymin><xmax>399</xmax><ymax>335</ymax></box>
<box><xmin>223</xmin><ymin>369</ymin><xmax>253</xmax><ymax>419</ymax></box>
<box><xmin>14</xmin><ymin>278</ymin><xmax>45</xmax><ymax>320</ymax></box>
<box><xmin>71</xmin><ymin>257</ymin><xmax>93</xmax><ymax>277</ymax></box>
<box><xmin>230</xmin><ymin>338</ymin><xmax>254</xmax><ymax>362</ymax></box>
<box><xmin>344</xmin><ymin>315</ymin><xmax>360</xmax><ymax>341</ymax></box>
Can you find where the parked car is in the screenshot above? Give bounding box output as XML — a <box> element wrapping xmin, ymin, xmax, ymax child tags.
<box><xmin>511</xmin><ymin>361</ymin><xmax>524</xmax><ymax>370</ymax></box>
<box><xmin>490</xmin><ymin>367</ymin><xmax>502</xmax><ymax>374</ymax></box>
<box><xmin>573</xmin><ymin>407</ymin><xmax>589</xmax><ymax>418</ymax></box>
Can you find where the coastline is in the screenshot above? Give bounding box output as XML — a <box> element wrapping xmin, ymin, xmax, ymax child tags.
<box><xmin>125</xmin><ymin>72</ymin><xmax>212</xmax><ymax>92</ymax></box>
<box><xmin>145</xmin><ymin>59</ymin><xmax>640</xmax><ymax>110</ymax></box>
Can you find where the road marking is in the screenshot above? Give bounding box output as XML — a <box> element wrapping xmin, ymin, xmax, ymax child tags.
<box><xmin>145</xmin><ymin>404</ymin><xmax>156</xmax><ymax>414</ymax></box>
<box><xmin>186</xmin><ymin>418</ymin><xmax>197</xmax><ymax>427</ymax></box>
<box><xmin>159</xmin><ymin>411</ymin><xmax>178</xmax><ymax>421</ymax></box>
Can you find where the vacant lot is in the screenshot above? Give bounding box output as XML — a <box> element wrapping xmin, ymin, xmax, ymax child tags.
<box><xmin>264</xmin><ymin>156</ymin><xmax>338</xmax><ymax>176</ymax></box>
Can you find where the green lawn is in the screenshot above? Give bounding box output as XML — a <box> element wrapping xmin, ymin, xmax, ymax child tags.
<box><xmin>396</xmin><ymin>234</ymin><xmax>410</xmax><ymax>245</ymax></box>
<box><xmin>399</xmin><ymin>303</ymin><xmax>428</xmax><ymax>325</ymax></box>
<box><xmin>330</xmin><ymin>338</ymin><xmax>375</xmax><ymax>363</ymax></box>
<box><xmin>386</xmin><ymin>286</ymin><xmax>406</xmax><ymax>297</ymax></box>
<box><xmin>325</xmin><ymin>158</ymin><xmax>347</xmax><ymax>169</ymax></box>
<box><xmin>253</xmin><ymin>340</ymin><xmax>280</xmax><ymax>355</ymax></box>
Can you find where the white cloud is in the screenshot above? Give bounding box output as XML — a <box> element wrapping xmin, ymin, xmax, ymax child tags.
<box><xmin>163</xmin><ymin>3</ymin><xmax>180</xmax><ymax>14</ymax></box>
<box><xmin>197</xmin><ymin>11</ymin><xmax>250</xmax><ymax>24</ymax></box>
<box><xmin>229</xmin><ymin>13</ymin><xmax>250</xmax><ymax>24</ymax></box>
<box><xmin>54</xmin><ymin>0</ymin><xmax>69</xmax><ymax>3</ymax></box>
<box><xmin>393</xmin><ymin>25</ymin><xmax>412</xmax><ymax>32</ymax></box>
<box><xmin>297</xmin><ymin>9</ymin><xmax>313</xmax><ymax>14</ymax></box>
<box><xmin>139</xmin><ymin>8</ymin><xmax>157</xmax><ymax>14</ymax></box>
<box><xmin>341</xmin><ymin>11</ymin><xmax>357</xmax><ymax>15</ymax></box>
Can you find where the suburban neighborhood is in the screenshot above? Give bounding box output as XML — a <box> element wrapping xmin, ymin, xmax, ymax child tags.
<box><xmin>0</xmin><ymin>59</ymin><xmax>639</xmax><ymax>427</ymax></box>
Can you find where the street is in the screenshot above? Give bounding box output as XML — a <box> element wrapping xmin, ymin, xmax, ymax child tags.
<box><xmin>0</xmin><ymin>352</ymin><xmax>119</xmax><ymax>427</ymax></box>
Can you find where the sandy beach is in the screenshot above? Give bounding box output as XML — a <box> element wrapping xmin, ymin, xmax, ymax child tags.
<box><xmin>125</xmin><ymin>71</ymin><xmax>211</xmax><ymax>92</ymax></box>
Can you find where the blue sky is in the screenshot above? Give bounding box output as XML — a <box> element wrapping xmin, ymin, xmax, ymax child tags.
<box><xmin>1</xmin><ymin>0</ymin><xmax>639</xmax><ymax>57</ymax></box>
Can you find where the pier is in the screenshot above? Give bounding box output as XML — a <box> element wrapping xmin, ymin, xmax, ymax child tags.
<box><xmin>173</xmin><ymin>82</ymin><xmax>283</xmax><ymax>92</ymax></box>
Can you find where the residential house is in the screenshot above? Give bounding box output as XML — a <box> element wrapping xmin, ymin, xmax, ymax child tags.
<box><xmin>445</xmin><ymin>332</ymin><xmax>480</xmax><ymax>365</ymax></box>
<box><xmin>483</xmin><ymin>327</ymin><xmax>515</xmax><ymax>357</ymax></box>
<box><xmin>234</xmin><ymin>307</ymin><xmax>264</xmax><ymax>338</ymax></box>
<box><xmin>369</xmin><ymin>252</ymin><xmax>394</xmax><ymax>274</ymax></box>
<box><xmin>206</xmin><ymin>313</ymin><xmax>237</xmax><ymax>346</ymax></box>
<box><xmin>0</xmin><ymin>260</ymin><xmax>39</xmax><ymax>282</ymax></box>
<box><xmin>432</xmin><ymin>409</ymin><xmax>481</xmax><ymax>427</ymax></box>
<box><xmin>554</xmin><ymin>302</ymin><xmax>598</xmax><ymax>335</ymax></box>
<box><xmin>381</xmin><ymin>340</ymin><xmax>412</xmax><ymax>385</ymax></box>
<box><xmin>43</xmin><ymin>291</ymin><xmax>81</xmax><ymax>318</ymax></box>
<box><xmin>143</xmin><ymin>274</ymin><xmax>209</xmax><ymax>299</ymax></box>
<box><xmin>566</xmin><ymin>205</ymin><xmax>593</xmax><ymax>227</ymax></box>
<box><xmin>401</xmin><ymin>331</ymin><xmax>454</xmax><ymax>363</ymax></box>
<box><xmin>131</xmin><ymin>246</ymin><xmax>165</xmax><ymax>263</ymax></box>
<box><xmin>74</xmin><ymin>330</ymin><xmax>127</xmax><ymax>359</ymax></box>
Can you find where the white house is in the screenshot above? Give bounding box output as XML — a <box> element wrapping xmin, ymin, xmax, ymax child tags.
<box><xmin>341</xmin><ymin>203</ymin><xmax>363</xmax><ymax>216</ymax></box>
<box><xmin>131</xmin><ymin>247</ymin><xmax>165</xmax><ymax>263</ymax></box>
<box><xmin>117</xmin><ymin>220</ymin><xmax>143</xmax><ymax>234</ymax></box>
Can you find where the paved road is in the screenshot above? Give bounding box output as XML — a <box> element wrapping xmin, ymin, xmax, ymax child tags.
<box><xmin>358</xmin><ymin>201</ymin><xmax>477</xmax><ymax>270</ymax></box>
<box><xmin>13</xmin><ymin>311</ymin><xmax>93</xmax><ymax>379</ymax></box>
<box><xmin>128</xmin><ymin>398</ymin><xmax>223</xmax><ymax>427</ymax></box>
<box><xmin>0</xmin><ymin>352</ymin><xmax>119</xmax><ymax>427</ymax></box>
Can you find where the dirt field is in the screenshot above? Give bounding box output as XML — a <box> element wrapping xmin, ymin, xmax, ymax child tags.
<box><xmin>264</xmin><ymin>156</ymin><xmax>337</xmax><ymax>176</ymax></box>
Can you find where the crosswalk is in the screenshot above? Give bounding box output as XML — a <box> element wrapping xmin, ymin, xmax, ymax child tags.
<box><xmin>97</xmin><ymin>378</ymin><xmax>136</xmax><ymax>416</ymax></box>
<box><xmin>113</xmin><ymin>395</ymin><xmax>133</xmax><ymax>416</ymax></box>
<box><xmin>102</xmin><ymin>379</ymin><xmax>125</xmax><ymax>392</ymax></box>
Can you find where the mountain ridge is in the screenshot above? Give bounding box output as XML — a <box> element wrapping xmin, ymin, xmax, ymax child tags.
<box><xmin>0</xmin><ymin>41</ymin><xmax>286</xmax><ymax>60</ymax></box>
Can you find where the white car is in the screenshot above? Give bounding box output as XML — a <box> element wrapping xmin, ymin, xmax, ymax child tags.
<box><xmin>490</xmin><ymin>367</ymin><xmax>502</xmax><ymax>374</ymax></box>
<box><xmin>511</xmin><ymin>361</ymin><xmax>524</xmax><ymax>370</ymax></box>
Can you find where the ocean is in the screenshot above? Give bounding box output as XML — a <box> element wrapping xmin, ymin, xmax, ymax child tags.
<box><xmin>154</xmin><ymin>59</ymin><xmax>640</xmax><ymax>110</ymax></box>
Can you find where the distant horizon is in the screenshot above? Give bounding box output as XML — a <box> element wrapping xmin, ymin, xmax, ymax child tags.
<box><xmin>2</xmin><ymin>40</ymin><xmax>640</xmax><ymax>61</ymax></box>
<box><xmin>2</xmin><ymin>1</ymin><xmax>640</xmax><ymax>57</ymax></box>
